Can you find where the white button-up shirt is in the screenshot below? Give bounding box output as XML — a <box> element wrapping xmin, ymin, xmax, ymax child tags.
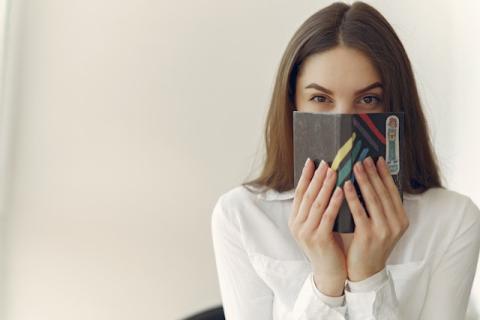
<box><xmin>210</xmin><ymin>185</ymin><xmax>480</xmax><ymax>319</ymax></box>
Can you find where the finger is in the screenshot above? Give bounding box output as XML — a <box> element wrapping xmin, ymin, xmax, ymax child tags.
<box><xmin>363</xmin><ymin>156</ymin><xmax>398</xmax><ymax>225</ymax></box>
<box><xmin>376</xmin><ymin>156</ymin><xmax>403</xmax><ymax>214</ymax></box>
<box><xmin>291</xmin><ymin>158</ymin><xmax>316</xmax><ymax>225</ymax></box>
<box><xmin>303</xmin><ymin>167</ymin><xmax>337</xmax><ymax>232</ymax></box>
<box><xmin>296</xmin><ymin>160</ymin><xmax>329</xmax><ymax>224</ymax></box>
<box><xmin>353</xmin><ymin>161</ymin><xmax>387</xmax><ymax>225</ymax></box>
<box><xmin>317</xmin><ymin>186</ymin><xmax>344</xmax><ymax>236</ymax></box>
<box><xmin>343</xmin><ymin>180</ymin><xmax>368</xmax><ymax>228</ymax></box>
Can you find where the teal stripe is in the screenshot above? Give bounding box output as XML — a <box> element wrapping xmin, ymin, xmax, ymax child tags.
<box><xmin>352</xmin><ymin>147</ymin><xmax>370</xmax><ymax>184</ymax></box>
<box><xmin>337</xmin><ymin>159</ymin><xmax>351</xmax><ymax>187</ymax></box>
<box><xmin>352</xmin><ymin>140</ymin><xmax>362</xmax><ymax>162</ymax></box>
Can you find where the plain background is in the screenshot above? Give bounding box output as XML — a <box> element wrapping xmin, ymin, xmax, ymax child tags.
<box><xmin>0</xmin><ymin>0</ymin><xmax>479</xmax><ymax>319</ymax></box>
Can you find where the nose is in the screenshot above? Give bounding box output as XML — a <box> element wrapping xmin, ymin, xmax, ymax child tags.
<box><xmin>334</xmin><ymin>102</ymin><xmax>356</xmax><ymax>114</ymax></box>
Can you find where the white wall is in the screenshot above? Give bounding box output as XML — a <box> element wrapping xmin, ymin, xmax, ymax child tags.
<box><xmin>451</xmin><ymin>1</ymin><xmax>480</xmax><ymax>318</ymax></box>
<box><xmin>0</xmin><ymin>0</ymin><xmax>478</xmax><ymax>319</ymax></box>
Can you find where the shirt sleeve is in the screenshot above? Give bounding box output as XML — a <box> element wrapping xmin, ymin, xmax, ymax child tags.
<box><xmin>309</xmin><ymin>272</ymin><xmax>346</xmax><ymax>307</ymax></box>
<box><xmin>344</xmin><ymin>266</ymin><xmax>400</xmax><ymax>319</ymax></box>
<box><xmin>293</xmin><ymin>271</ymin><xmax>347</xmax><ymax>318</ymax></box>
<box><xmin>418</xmin><ymin>197</ymin><xmax>480</xmax><ymax>319</ymax></box>
<box><xmin>211</xmin><ymin>195</ymin><xmax>348</xmax><ymax>319</ymax></box>
<box><xmin>343</xmin><ymin>196</ymin><xmax>480</xmax><ymax>320</ymax></box>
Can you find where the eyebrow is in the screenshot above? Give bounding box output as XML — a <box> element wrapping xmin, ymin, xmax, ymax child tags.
<box><xmin>305</xmin><ymin>81</ymin><xmax>383</xmax><ymax>95</ymax></box>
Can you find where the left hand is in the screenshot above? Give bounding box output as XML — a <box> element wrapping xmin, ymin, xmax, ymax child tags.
<box><xmin>342</xmin><ymin>155</ymin><xmax>410</xmax><ymax>282</ymax></box>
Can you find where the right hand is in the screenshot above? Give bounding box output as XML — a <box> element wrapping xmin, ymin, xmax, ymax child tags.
<box><xmin>288</xmin><ymin>158</ymin><xmax>347</xmax><ymax>297</ymax></box>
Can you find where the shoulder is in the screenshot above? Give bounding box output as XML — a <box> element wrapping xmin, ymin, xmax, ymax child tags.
<box><xmin>213</xmin><ymin>185</ymin><xmax>261</xmax><ymax>213</ymax></box>
<box><xmin>405</xmin><ymin>187</ymin><xmax>480</xmax><ymax>254</ymax></box>
<box><xmin>211</xmin><ymin>185</ymin><xmax>263</xmax><ymax>226</ymax></box>
<box><xmin>412</xmin><ymin>187</ymin><xmax>479</xmax><ymax>221</ymax></box>
<box><xmin>417</xmin><ymin>186</ymin><xmax>474</xmax><ymax>203</ymax></box>
<box><xmin>391</xmin><ymin>187</ymin><xmax>480</xmax><ymax>264</ymax></box>
<box><xmin>435</xmin><ymin>187</ymin><xmax>480</xmax><ymax>232</ymax></box>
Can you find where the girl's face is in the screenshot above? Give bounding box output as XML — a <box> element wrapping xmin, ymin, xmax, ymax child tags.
<box><xmin>294</xmin><ymin>46</ymin><xmax>385</xmax><ymax>114</ymax></box>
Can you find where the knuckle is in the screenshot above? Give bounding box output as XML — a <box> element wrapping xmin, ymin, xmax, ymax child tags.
<box><xmin>297</xmin><ymin>228</ymin><xmax>310</xmax><ymax>242</ymax></box>
<box><xmin>377</xmin><ymin>229</ymin><xmax>389</xmax><ymax>240</ymax></box>
<box><xmin>312</xmin><ymin>199</ymin><xmax>324</xmax><ymax>210</ymax></box>
<box><xmin>304</xmin><ymin>190</ymin><xmax>315</xmax><ymax>202</ymax></box>
<box><xmin>312</xmin><ymin>229</ymin><xmax>327</xmax><ymax>242</ymax></box>
<box><xmin>310</xmin><ymin>231</ymin><xmax>322</xmax><ymax>243</ymax></box>
<box><xmin>321</xmin><ymin>211</ymin><xmax>334</xmax><ymax>223</ymax></box>
<box><xmin>362</xmin><ymin>230</ymin><xmax>373</xmax><ymax>243</ymax></box>
<box><xmin>376</xmin><ymin>189</ymin><xmax>387</xmax><ymax>200</ymax></box>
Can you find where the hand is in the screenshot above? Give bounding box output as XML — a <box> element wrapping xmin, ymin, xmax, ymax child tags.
<box><xmin>343</xmin><ymin>155</ymin><xmax>410</xmax><ymax>282</ymax></box>
<box><xmin>289</xmin><ymin>158</ymin><xmax>347</xmax><ymax>296</ymax></box>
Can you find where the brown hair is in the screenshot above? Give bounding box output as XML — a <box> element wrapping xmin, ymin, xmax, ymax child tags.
<box><xmin>242</xmin><ymin>1</ymin><xmax>444</xmax><ymax>194</ymax></box>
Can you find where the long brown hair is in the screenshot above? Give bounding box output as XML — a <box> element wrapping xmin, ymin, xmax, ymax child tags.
<box><xmin>242</xmin><ymin>1</ymin><xmax>444</xmax><ymax>194</ymax></box>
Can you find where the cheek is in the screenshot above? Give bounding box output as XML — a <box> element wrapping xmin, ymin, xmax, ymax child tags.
<box><xmin>377</xmin><ymin>104</ymin><xmax>386</xmax><ymax>112</ymax></box>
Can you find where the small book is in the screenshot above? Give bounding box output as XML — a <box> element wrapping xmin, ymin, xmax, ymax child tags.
<box><xmin>293</xmin><ymin>111</ymin><xmax>405</xmax><ymax>233</ymax></box>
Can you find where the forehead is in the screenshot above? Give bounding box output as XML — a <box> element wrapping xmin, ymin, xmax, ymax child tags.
<box><xmin>297</xmin><ymin>46</ymin><xmax>381</xmax><ymax>92</ymax></box>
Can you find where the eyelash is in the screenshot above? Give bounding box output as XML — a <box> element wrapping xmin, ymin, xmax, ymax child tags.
<box><xmin>310</xmin><ymin>95</ymin><xmax>383</xmax><ymax>105</ymax></box>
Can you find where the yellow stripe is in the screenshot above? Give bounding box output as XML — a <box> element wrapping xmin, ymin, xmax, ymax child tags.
<box><xmin>331</xmin><ymin>132</ymin><xmax>356</xmax><ymax>171</ymax></box>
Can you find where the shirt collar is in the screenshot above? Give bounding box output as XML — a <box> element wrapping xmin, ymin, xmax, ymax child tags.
<box><xmin>257</xmin><ymin>187</ymin><xmax>295</xmax><ymax>201</ymax></box>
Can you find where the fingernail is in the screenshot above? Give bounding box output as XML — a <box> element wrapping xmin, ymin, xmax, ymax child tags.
<box><xmin>304</xmin><ymin>158</ymin><xmax>310</xmax><ymax>167</ymax></box>
<box><xmin>379</xmin><ymin>156</ymin><xmax>385</xmax><ymax>167</ymax></box>
<box><xmin>364</xmin><ymin>156</ymin><xmax>374</xmax><ymax>168</ymax></box>
<box><xmin>320</xmin><ymin>160</ymin><xmax>326</xmax><ymax>169</ymax></box>
<box><xmin>334</xmin><ymin>186</ymin><xmax>342</xmax><ymax>196</ymax></box>
<box><xmin>344</xmin><ymin>180</ymin><xmax>353</xmax><ymax>191</ymax></box>
<box><xmin>355</xmin><ymin>161</ymin><xmax>363</xmax><ymax>172</ymax></box>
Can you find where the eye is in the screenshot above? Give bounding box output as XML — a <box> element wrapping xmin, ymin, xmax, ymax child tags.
<box><xmin>310</xmin><ymin>95</ymin><xmax>332</xmax><ymax>103</ymax></box>
<box><xmin>359</xmin><ymin>95</ymin><xmax>382</xmax><ymax>105</ymax></box>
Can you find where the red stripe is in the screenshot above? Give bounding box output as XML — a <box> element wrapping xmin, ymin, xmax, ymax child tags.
<box><xmin>359</xmin><ymin>113</ymin><xmax>386</xmax><ymax>145</ymax></box>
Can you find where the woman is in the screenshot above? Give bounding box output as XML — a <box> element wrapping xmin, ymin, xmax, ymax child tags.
<box><xmin>211</xmin><ymin>1</ymin><xmax>480</xmax><ymax>319</ymax></box>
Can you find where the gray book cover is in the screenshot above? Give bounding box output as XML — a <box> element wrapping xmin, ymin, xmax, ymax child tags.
<box><xmin>293</xmin><ymin>111</ymin><xmax>405</xmax><ymax>233</ymax></box>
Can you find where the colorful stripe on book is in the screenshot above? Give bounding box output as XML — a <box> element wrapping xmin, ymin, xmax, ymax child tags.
<box><xmin>332</xmin><ymin>114</ymin><xmax>386</xmax><ymax>188</ymax></box>
<box><xmin>333</xmin><ymin>138</ymin><xmax>369</xmax><ymax>187</ymax></box>
<box><xmin>353</xmin><ymin>117</ymin><xmax>379</xmax><ymax>152</ymax></box>
<box><xmin>351</xmin><ymin>148</ymin><xmax>370</xmax><ymax>184</ymax></box>
<box><xmin>331</xmin><ymin>132</ymin><xmax>356</xmax><ymax>171</ymax></box>
<box><xmin>336</xmin><ymin>139</ymin><xmax>363</xmax><ymax>187</ymax></box>
<box><xmin>358</xmin><ymin>113</ymin><xmax>386</xmax><ymax>145</ymax></box>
